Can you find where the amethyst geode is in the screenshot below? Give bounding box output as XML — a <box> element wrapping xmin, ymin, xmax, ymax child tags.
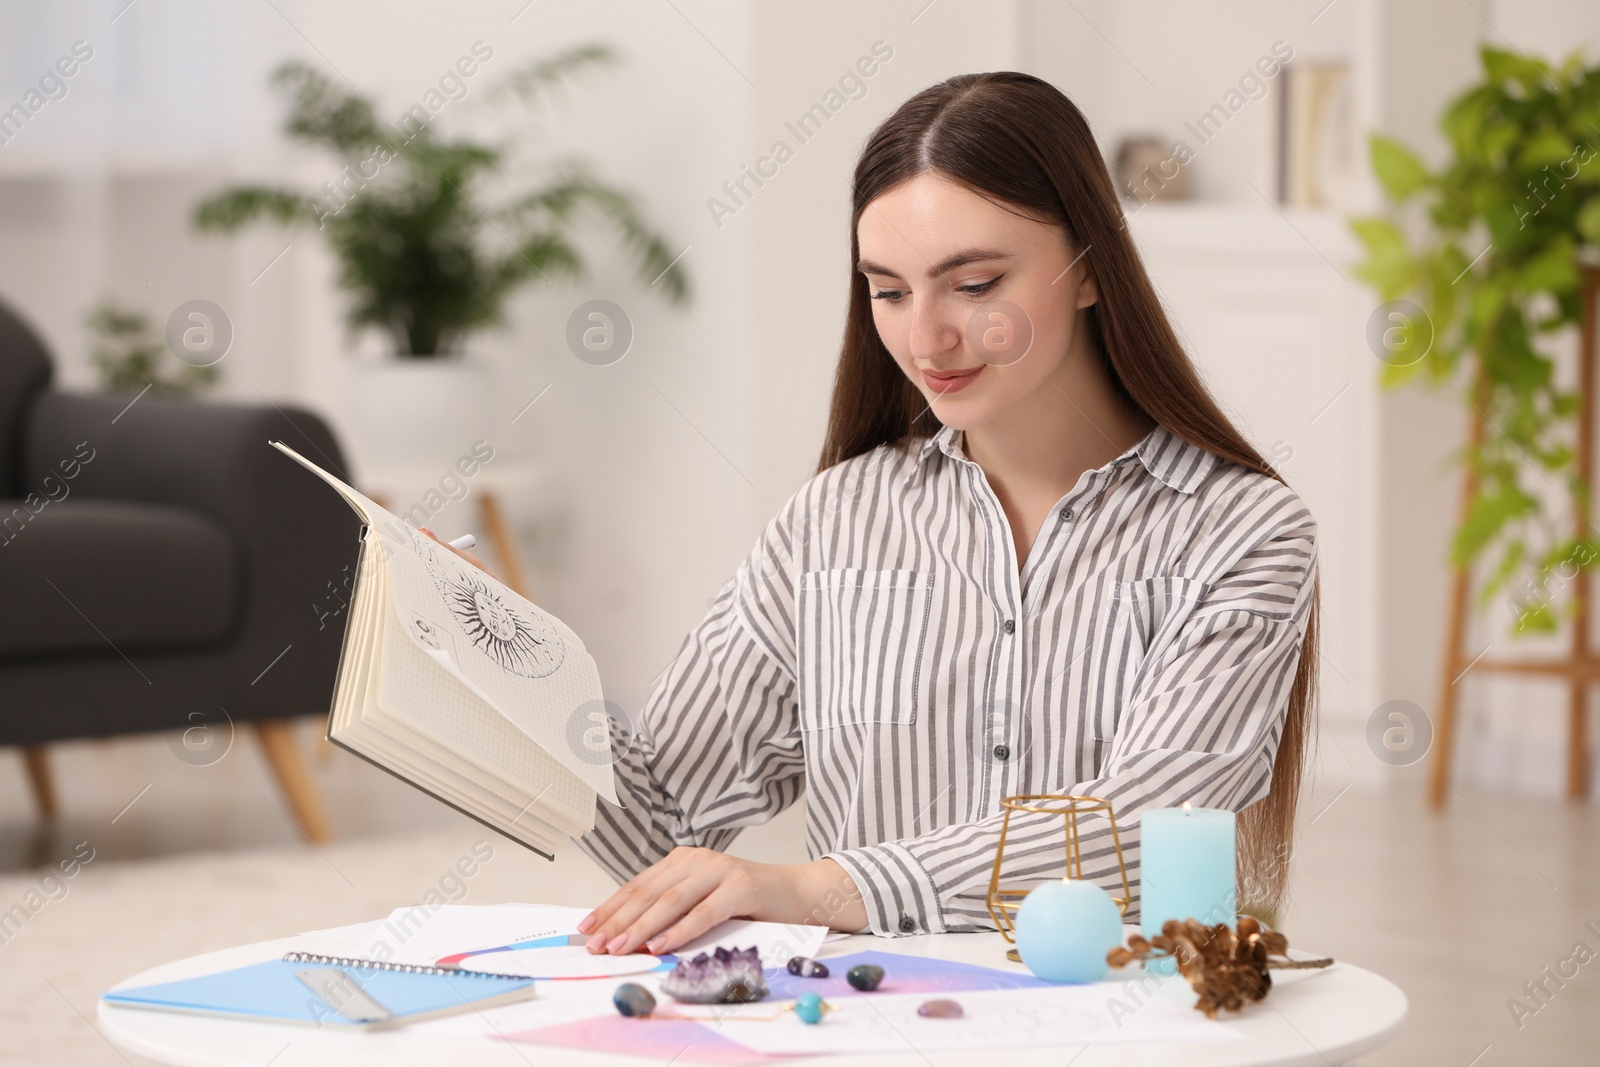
<box><xmin>660</xmin><ymin>945</ymin><xmax>768</xmax><ymax>1004</ymax></box>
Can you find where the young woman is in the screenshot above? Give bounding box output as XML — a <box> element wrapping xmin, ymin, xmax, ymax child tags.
<box><xmin>452</xmin><ymin>71</ymin><xmax>1320</xmax><ymax>956</ymax></box>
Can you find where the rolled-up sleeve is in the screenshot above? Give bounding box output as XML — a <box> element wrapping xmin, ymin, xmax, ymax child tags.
<box><xmin>825</xmin><ymin>497</ymin><xmax>1318</xmax><ymax>935</ymax></box>
<box><xmin>573</xmin><ymin>501</ymin><xmax>806</xmax><ymax>884</ymax></box>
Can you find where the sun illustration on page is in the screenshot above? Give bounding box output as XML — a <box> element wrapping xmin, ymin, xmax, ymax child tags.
<box><xmin>411</xmin><ymin>531</ymin><xmax>566</xmax><ymax>678</ymax></box>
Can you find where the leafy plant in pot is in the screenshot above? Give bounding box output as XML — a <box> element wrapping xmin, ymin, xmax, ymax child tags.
<box><xmin>193</xmin><ymin>45</ymin><xmax>689</xmax><ymax>471</ymax></box>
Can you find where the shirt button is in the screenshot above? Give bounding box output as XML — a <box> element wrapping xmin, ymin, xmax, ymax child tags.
<box><xmin>1060</xmin><ymin>506</ymin><xmax>1074</xmax><ymax>522</ymax></box>
<box><xmin>1002</xmin><ymin>618</ymin><xmax>1015</xmax><ymax>635</ymax></box>
<box><xmin>898</xmin><ymin>915</ymin><xmax>916</xmax><ymax>933</ymax></box>
<box><xmin>993</xmin><ymin>744</ymin><xmax>1011</xmax><ymax>761</ymax></box>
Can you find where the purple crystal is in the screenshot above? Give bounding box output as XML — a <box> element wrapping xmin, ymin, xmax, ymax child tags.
<box><xmin>786</xmin><ymin>956</ymin><xmax>829</xmax><ymax>978</ymax></box>
<box><xmin>917</xmin><ymin>998</ymin><xmax>963</xmax><ymax>1019</ymax></box>
<box><xmin>660</xmin><ymin>945</ymin><xmax>768</xmax><ymax>1004</ymax></box>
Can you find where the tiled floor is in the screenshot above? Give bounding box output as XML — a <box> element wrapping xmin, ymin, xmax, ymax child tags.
<box><xmin>0</xmin><ymin>722</ymin><xmax>1595</xmax><ymax>1065</ymax></box>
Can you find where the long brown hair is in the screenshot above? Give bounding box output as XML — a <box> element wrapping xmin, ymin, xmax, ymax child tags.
<box><xmin>817</xmin><ymin>71</ymin><xmax>1319</xmax><ymax>916</ymax></box>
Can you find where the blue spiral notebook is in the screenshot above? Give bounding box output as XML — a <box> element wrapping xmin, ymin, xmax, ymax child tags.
<box><xmin>102</xmin><ymin>952</ymin><xmax>538</xmax><ymax>1030</ymax></box>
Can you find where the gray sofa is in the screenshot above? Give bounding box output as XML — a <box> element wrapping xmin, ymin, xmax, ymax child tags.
<box><xmin>0</xmin><ymin>298</ymin><xmax>360</xmax><ymax>841</ymax></box>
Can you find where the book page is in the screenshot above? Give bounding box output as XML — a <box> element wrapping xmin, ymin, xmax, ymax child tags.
<box><xmin>377</xmin><ymin>597</ymin><xmax>594</xmax><ymax>830</ymax></box>
<box><xmin>272</xmin><ymin>442</ymin><xmax>619</xmax><ymax>805</ymax></box>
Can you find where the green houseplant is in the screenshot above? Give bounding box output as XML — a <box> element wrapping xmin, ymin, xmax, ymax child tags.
<box><xmin>195</xmin><ymin>46</ymin><xmax>688</xmax><ymax>357</ymax></box>
<box><xmin>193</xmin><ymin>45</ymin><xmax>689</xmax><ymax>471</ymax></box>
<box><xmin>1352</xmin><ymin>44</ymin><xmax>1600</xmax><ymax>633</ymax></box>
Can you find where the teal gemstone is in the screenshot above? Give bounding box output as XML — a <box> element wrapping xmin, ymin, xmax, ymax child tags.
<box><xmin>795</xmin><ymin>993</ymin><xmax>824</xmax><ymax>1024</ymax></box>
<box><xmin>845</xmin><ymin>964</ymin><xmax>884</xmax><ymax>991</ymax></box>
<box><xmin>613</xmin><ymin>982</ymin><xmax>656</xmax><ymax>1017</ymax></box>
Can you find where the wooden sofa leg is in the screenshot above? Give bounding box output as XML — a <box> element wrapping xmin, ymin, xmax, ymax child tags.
<box><xmin>253</xmin><ymin>721</ymin><xmax>332</xmax><ymax>843</ymax></box>
<box><xmin>21</xmin><ymin>747</ymin><xmax>58</xmax><ymax>820</ymax></box>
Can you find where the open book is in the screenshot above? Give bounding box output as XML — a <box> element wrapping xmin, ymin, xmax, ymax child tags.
<box><xmin>273</xmin><ymin>442</ymin><xmax>618</xmax><ymax>858</ymax></box>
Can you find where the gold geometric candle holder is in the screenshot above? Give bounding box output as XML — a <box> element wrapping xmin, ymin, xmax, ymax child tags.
<box><xmin>985</xmin><ymin>794</ymin><xmax>1131</xmax><ymax>962</ymax></box>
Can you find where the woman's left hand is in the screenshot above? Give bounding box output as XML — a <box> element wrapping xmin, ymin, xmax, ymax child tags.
<box><xmin>576</xmin><ymin>848</ymin><xmax>867</xmax><ymax>956</ymax></box>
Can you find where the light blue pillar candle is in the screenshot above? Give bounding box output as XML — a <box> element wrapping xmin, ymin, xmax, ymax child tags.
<box><xmin>1139</xmin><ymin>804</ymin><xmax>1237</xmax><ymax>973</ymax></box>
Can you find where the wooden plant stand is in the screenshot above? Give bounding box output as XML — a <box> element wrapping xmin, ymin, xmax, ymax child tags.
<box><xmin>1429</xmin><ymin>263</ymin><xmax>1600</xmax><ymax>807</ymax></box>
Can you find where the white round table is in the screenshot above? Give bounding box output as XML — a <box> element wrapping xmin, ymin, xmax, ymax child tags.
<box><xmin>100</xmin><ymin>930</ymin><xmax>1406</xmax><ymax>1066</ymax></box>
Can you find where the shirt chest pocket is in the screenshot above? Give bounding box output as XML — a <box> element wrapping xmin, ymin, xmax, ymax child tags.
<box><xmin>1091</xmin><ymin>574</ymin><xmax>1210</xmax><ymax>766</ymax></box>
<box><xmin>1119</xmin><ymin>575</ymin><xmax>1210</xmax><ymax>670</ymax></box>
<box><xmin>796</xmin><ymin>568</ymin><xmax>933</xmax><ymax>729</ymax></box>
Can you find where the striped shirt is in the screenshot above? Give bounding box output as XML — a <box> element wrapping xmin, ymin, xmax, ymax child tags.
<box><xmin>574</xmin><ymin>420</ymin><xmax>1318</xmax><ymax>936</ymax></box>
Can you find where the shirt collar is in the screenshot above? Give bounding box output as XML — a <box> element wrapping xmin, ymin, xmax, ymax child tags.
<box><xmin>907</xmin><ymin>420</ymin><xmax>1216</xmax><ymax>495</ymax></box>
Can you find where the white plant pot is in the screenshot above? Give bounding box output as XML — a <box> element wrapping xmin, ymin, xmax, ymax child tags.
<box><xmin>347</xmin><ymin>357</ymin><xmax>493</xmax><ymax>478</ymax></box>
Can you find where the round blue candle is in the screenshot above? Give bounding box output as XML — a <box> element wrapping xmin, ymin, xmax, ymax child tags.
<box><xmin>1139</xmin><ymin>804</ymin><xmax>1236</xmax><ymax>967</ymax></box>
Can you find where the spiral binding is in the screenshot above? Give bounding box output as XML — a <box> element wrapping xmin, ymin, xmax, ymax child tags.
<box><xmin>281</xmin><ymin>950</ymin><xmax>522</xmax><ymax>980</ymax></box>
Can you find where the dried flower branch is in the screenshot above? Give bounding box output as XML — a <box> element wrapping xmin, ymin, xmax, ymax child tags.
<box><xmin>1107</xmin><ymin>916</ymin><xmax>1334</xmax><ymax>1018</ymax></box>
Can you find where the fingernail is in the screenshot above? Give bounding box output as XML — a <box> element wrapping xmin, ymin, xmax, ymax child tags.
<box><xmin>605</xmin><ymin>934</ymin><xmax>627</xmax><ymax>954</ymax></box>
<box><xmin>585</xmin><ymin>933</ymin><xmax>606</xmax><ymax>953</ymax></box>
<box><xmin>577</xmin><ymin>915</ymin><xmax>594</xmax><ymax>934</ymax></box>
<box><xmin>646</xmin><ymin>936</ymin><xmax>666</xmax><ymax>954</ymax></box>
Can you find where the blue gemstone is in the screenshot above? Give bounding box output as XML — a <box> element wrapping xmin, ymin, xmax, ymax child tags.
<box><xmin>795</xmin><ymin>993</ymin><xmax>824</xmax><ymax>1024</ymax></box>
<box><xmin>613</xmin><ymin>982</ymin><xmax>656</xmax><ymax>1017</ymax></box>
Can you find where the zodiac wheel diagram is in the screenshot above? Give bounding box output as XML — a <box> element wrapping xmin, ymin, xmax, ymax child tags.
<box><xmin>411</xmin><ymin>531</ymin><xmax>566</xmax><ymax>678</ymax></box>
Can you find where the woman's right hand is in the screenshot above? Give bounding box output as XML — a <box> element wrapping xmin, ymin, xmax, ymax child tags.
<box><xmin>418</xmin><ymin>526</ymin><xmax>501</xmax><ymax>581</ymax></box>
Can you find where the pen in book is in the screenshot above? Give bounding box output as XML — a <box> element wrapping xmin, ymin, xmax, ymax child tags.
<box><xmin>447</xmin><ymin>534</ymin><xmax>476</xmax><ymax>551</ymax></box>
